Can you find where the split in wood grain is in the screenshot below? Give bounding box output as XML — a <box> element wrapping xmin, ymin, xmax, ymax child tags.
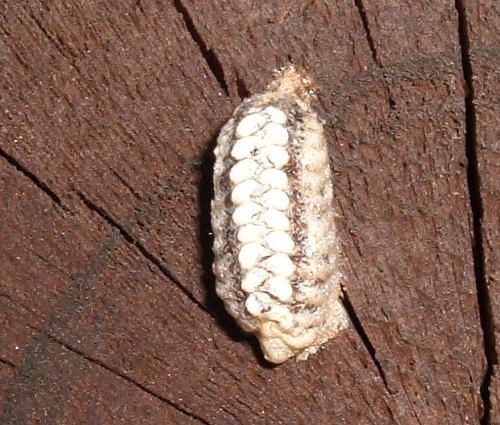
<box><xmin>341</xmin><ymin>288</ymin><xmax>390</xmax><ymax>392</ymax></box>
<box><xmin>173</xmin><ymin>0</ymin><xmax>228</xmax><ymax>96</ymax></box>
<box><xmin>0</xmin><ymin>358</ymin><xmax>15</xmax><ymax>370</ymax></box>
<box><xmin>77</xmin><ymin>191</ymin><xmax>210</xmax><ymax>315</ymax></box>
<box><xmin>455</xmin><ymin>1</ymin><xmax>498</xmax><ymax>422</ymax></box>
<box><xmin>0</xmin><ymin>147</ymin><xmax>66</xmax><ymax>211</ymax></box>
<box><xmin>47</xmin><ymin>334</ymin><xmax>212</xmax><ymax>425</ymax></box>
<box><xmin>353</xmin><ymin>0</ymin><xmax>379</xmax><ymax>66</ymax></box>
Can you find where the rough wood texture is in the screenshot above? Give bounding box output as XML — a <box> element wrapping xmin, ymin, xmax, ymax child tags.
<box><xmin>0</xmin><ymin>1</ymin><xmax>498</xmax><ymax>424</ymax></box>
<box><xmin>463</xmin><ymin>1</ymin><xmax>500</xmax><ymax>423</ymax></box>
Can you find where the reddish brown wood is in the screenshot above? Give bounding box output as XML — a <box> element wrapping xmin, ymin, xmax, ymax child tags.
<box><xmin>494</xmin><ymin>372</ymin><xmax>500</xmax><ymax>425</ymax></box>
<box><xmin>463</xmin><ymin>1</ymin><xmax>500</xmax><ymax>423</ymax></box>
<box><xmin>0</xmin><ymin>0</ymin><xmax>497</xmax><ymax>423</ymax></box>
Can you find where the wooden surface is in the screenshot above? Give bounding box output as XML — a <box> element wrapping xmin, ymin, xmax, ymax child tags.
<box><xmin>465</xmin><ymin>1</ymin><xmax>500</xmax><ymax>423</ymax></box>
<box><xmin>0</xmin><ymin>1</ymin><xmax>498</xmax><ymax>424</ymax></box>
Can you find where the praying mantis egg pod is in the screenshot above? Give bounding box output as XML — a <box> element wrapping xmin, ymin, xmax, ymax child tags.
<box><xmin>211</xmin><ymin>66</ymin><xmax>350</xmax><ymax>364</ymax></box>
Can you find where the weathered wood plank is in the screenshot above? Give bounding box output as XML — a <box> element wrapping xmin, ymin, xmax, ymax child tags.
<box><xmin>0</xmin><ymin>161</ymin><xmax>103</xmax><ymax>358</ymax></box>
<box><xmin>35</xmin><ymin>239</ymin><xmax>399</xmax><ymax>424</ymax></box>
<box><xmin>177</xmin><ymin>0</ymin><xmax>486</xmax><ymax>421</ymax></box>
<box><xmin>0</xmin><ymin>162</ymin><xmax>212</xmax><ymax>422</ymax></box>
<box><xmin>329</xmin><ymin>57</ymin><xmax>483</xmax><ymax>423</ymax></box>
<box><xmin>0</xmin><ymin>0</ymin><xmax>495</xmax><ymax>423</ymax></box>
<box><xmin>359</xmin><ymin>0</ymin><xmax>459</xmax><ymax>65</ymax></box>
<box><xmin>2</xmin><ymin>340</ymin><xmax>203</xmax><ymax>424</ymax></box>
<box><xmin>177</xmin><ymin>0</ymin><xmax>373</xmax><ymax>93</ymax></box>
<box><xmin>0</xmin><ymin>159</ymin><xmax>111</xmax><ymax>409</ymax></box>
<box><xmin>0</xmin><ymin>0</ymin><xmax>234</xmax><ymax>304</ymax></box>
<box><xmin>463</xmin><ymin>0</ymin><xmax>500</xmax><ymax>422</ymax></box>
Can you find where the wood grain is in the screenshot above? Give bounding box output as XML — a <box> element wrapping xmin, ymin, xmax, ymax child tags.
<box><xmin>0</xmin><ymin>0</ymin><xmax>497</xmax><ymax>423</ymax></box>
<box><xmin>463</xmin><ymin>1</ymin><xmax>500</xmax><ymax>423</ymax></box>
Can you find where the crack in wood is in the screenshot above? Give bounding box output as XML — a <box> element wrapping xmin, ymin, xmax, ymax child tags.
<box><xmin>353</xmin><ymin>0</ymin><xmax>380</xmax><ymax>66</ymax></box>
<box><xmin>341</xmin><ymin>288</ymin><xmax>390</xmax><ymax>392</ymax></box>
<box><xmin>1</xmin><ymin>317</ymin><xmax>212</xmax><ymax>423</ymax></box>
<box><xmin>76</xmin><ymin>191</ymin><xmax>210</xmax><ymax>316</ymax></box>
<box><xmin>0</xmin><ymin>232</ymin><xmax>122</xmax><ymax>422</ymax></box>
<box><xmin>454</xmin><ymin>1</ymin><xmax>497</xmax><ymax>423</ymax></box>
<box><xmin>173</xmin><ymin>0</ymin><xmax>229</xmax><ymax>96</ymax></box>
<box><xmin>44</xmin><ymin>333</ymin><xmax>213</xmax><ymax>425</ymax></box>
<box><xmin>0</xmin><ymin>357</ymin><xmax>16</xmax><ymax>369</ymax></box>
<box><xmin>0</xmin><ymin>147</ymin><xmax>67</xmax><ymax>212</ymax></box>
<box><xmin>107</xmin><ymin>166</ymin><xmax>143</xmax><ymax>201</ymax></box>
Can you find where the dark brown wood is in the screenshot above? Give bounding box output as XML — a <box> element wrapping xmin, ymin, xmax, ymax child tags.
<box><xmin>0</xmin><ymin>1</ymin><xmax>497</xmax><ymax>424</ymax></box>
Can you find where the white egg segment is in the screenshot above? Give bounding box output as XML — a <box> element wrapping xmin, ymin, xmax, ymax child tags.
<box><xmin>231</xmin><ymin>136</ymin><xmax>259</xmax><ymax>160</ymax></box>
<box><xmin>245</xmin><ymin>291</ymin><xmax>272</xmax><ymax>316</ymax></box>
<box><xmin>232</xmin><ymin>201</ymin><xmax>261</xmax><ymax>226</ymax></box>
<box><xmin>263</xmin><ymin>106</ymin><xmax>287</xmax><ymax>124</ymax></box>
<box><xmin>259</xmin><ymin>145</ymin><xmax>289</xmax><ymax>168</ymax></box>
<box><xmin>260</xmin><ymin>209</ymin><xmax>290</xmax><ymax>230</ymax></box>
<box><xmin>237</xmin><ymin>223</ymin><xmax>268</xmax><ymax>243</ymax></box>
<box><xmin>241</xmin><ymin>267</ymin><xmax>268</xmax><ymax>292</ymax></box>
<box><xmin>230</xmin><ymin>179</ymin><xmax>260</xmax><ymax>205</ymax></box>
<box><xmin>229</xmin><ymin>158</ymin><xmax>259</xmax><ymax>184</ymax></box>
<box><xmin>235</xmin><ymin>112</ymin><xmax>269</xmax><ymax>138</ymax></box>
<box><xmin>258</xmin><ymin>168</ymin><xmax>288</xmax><ymax>189</ymax></box>
<box><xmin>265</xmin><ymin>276</ymin><xmax>293</xmax><ymax>302</ymax></box>
<box><xmin>260</xmin><ymin>189</ymin><xmax>290</xmax><ymax>210</ymax></box>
